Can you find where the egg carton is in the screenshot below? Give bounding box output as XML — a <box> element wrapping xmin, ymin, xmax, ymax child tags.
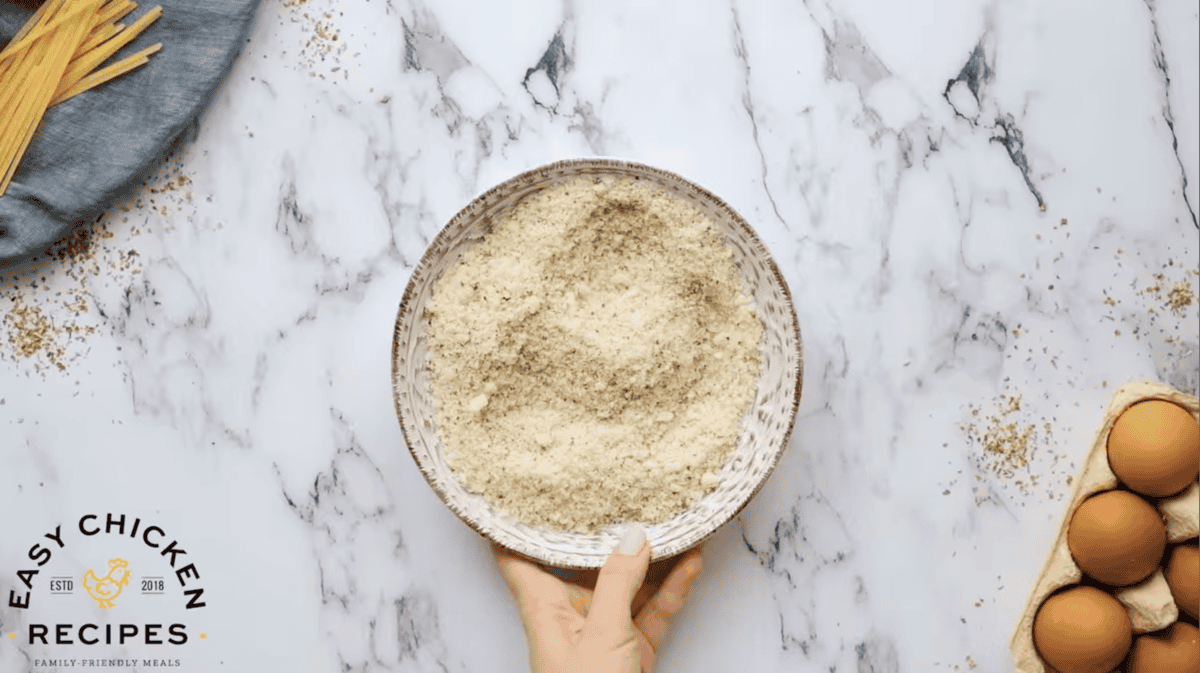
<box><xmin>1011</xmin><ymin>381</ymin><xmax>1200</xmax><ymax>673</ymax></box>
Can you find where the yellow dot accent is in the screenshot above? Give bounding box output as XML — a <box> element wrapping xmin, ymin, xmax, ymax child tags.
<box><xmin>199</xmin><ymin>633</ymin><xmax>206</xmax><ymax>639</ymax></box>
<box><xmin>7</xmin><ymin>633</ymin><xmax>14</xmax><ymax>639</ymax></box>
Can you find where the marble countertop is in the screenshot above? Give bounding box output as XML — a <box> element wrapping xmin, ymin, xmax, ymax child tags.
<box><xmin>2</xmin><ymin>1</ymin><xmax>1197</xmax><ymax>671</ymax></box>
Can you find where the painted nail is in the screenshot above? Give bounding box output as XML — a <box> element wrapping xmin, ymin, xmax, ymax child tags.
<box><xmin>617</xmin><ymin>523</ymin><xmax>646</xmax><ymax>555</ymax></box>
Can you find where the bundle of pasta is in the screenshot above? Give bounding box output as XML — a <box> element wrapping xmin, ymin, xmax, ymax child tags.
<box><xmin>0</xmin><ymin>0</ymin><xmax>163</xmax><ymax>197</ymax></box>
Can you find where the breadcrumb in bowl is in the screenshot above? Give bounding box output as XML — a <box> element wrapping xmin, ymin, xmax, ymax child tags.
<box><xmin>391</xmin><ymin>159</ymin><xmax>803</xmax><ymax>568</ymax></box>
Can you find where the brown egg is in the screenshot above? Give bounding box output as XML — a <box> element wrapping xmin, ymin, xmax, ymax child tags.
<box><xmin>1067</xmin><ymin>490</ymin><xmax>1167</xmax><ymax>586</ymax></box>
<box><xmin>1034</xmin><ymin>585</ymin><xmax>1132</xmax><ymax>673</ymax></box>
<box><xmin>1164</xmin><ymin>542</ymin><xmax>1199</xmax><ymax>620</ymax></box>
<box><xmin>1126</xmin><ymin>622</ymin><xmax>1199</xmax><ymax>673</ymax></box>
<box><xmin>1107</xmin><ymin>400</ymin><xmax>1199</xmax><ymax>497</ymax></box>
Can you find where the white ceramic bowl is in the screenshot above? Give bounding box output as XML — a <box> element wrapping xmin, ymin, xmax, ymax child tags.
<box><xmin>392</xmin><ymin>159</ymin><xmax>802</xmax><ymax>568</ymax></box>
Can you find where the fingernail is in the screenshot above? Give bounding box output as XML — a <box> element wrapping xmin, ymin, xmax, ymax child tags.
<box><xmin>616</xmin><ymin>524</ymin><xmax>646</xmax><ymax>555</ymax></box>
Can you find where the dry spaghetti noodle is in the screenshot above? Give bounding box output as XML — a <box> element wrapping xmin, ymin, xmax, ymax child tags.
<box><xmin>0</xmin><ymin>0</ymin><xmax>163</xmax><ymax>197</ymax></box>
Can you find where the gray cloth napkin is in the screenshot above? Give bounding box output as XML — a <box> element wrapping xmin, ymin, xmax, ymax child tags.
<box><xmin>0</xmin><ymin>0</ymin><xmax>261</xmax><ymax>267</ymax></box>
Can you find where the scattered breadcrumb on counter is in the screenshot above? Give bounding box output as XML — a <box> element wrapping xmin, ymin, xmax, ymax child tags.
<box><xmin>426</xmin><ymin>176</ymin><xmax>763</xmax><ymax>533</ymax></box>
<box><xmin>281</xmin><ymin>1</ymin><xmax>347</xmax><ymax>81</ymax></box>
<box><xmin>1165</xmin><ymin>281</ymin><xmax>1194</xmax><ymax>314</ymax></box>
<box><xmin>0</xmin><ymin>194</ymin><xmax>154</xmax><ymax>373</ymax></box>
<box><xmin>1</xmin><ymin>223</ymin><xmax>110</xmax><ymax>372</ymax></box>
<box><xmin>961</xmin><ymin>394</ymin><xmax>1066</xmax><ymax>498</ymax></box>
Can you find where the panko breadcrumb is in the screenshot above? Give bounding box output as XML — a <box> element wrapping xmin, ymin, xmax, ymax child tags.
<box><xmin>426</xmin><ymin>176</ymin><xmax>763</xmax><ymax>533</ymax></box>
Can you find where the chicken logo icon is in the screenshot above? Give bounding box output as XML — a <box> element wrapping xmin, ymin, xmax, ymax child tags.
<box><xmin>82</xmin><ymin>558</ymin><xmax>131</xmax><ymax>609</ymax></box>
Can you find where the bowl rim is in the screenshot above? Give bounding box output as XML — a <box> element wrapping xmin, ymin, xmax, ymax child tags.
<box><xmin>391</xmin><ymin>157</ymin><xmax>803</xmax><ymax>568</ymax></box>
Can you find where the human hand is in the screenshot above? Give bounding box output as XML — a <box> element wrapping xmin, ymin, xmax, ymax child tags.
<box><xmin>495</xmin><ymin>525</ymin><xmax>704</xmax><ymax>673</ymax></box>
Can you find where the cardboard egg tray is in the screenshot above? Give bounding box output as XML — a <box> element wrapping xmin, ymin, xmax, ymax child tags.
<box><xmin>1011</xmin><ymin>380</ymin><xmax>1200</xmax><ymax>673</ymax></box>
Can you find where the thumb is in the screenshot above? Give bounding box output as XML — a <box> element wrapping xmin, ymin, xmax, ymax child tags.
<box><xmin>586</xmin><ymin>524</ymin><xmax>651</xmax><ymax>634</ymax></box>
